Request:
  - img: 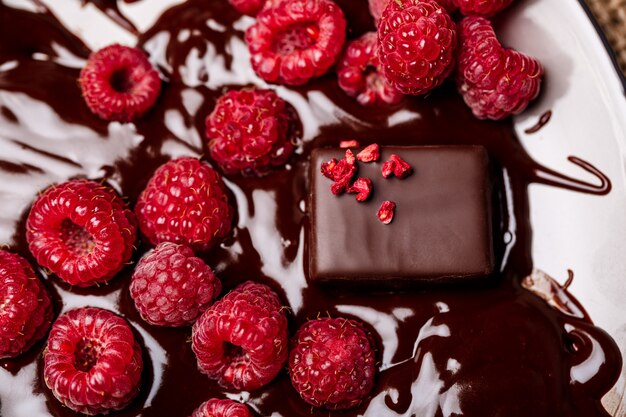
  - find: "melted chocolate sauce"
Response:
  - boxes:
[0,1,621,416]
[525,110,553,134]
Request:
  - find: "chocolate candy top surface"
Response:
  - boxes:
[310,145,495,283]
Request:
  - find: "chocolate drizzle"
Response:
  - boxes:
[525,109,553,134]
[0,1,622,417]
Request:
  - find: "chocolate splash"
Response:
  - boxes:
[0,1,621,417]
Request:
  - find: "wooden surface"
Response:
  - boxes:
[583,0,626,74]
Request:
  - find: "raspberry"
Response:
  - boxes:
[339,140,360,148]
[191,281,288,391]
[383,154,412,178]
[455,0,513,17]
[135,157,233,251]
[347,177,373,202]
[245,0,347,85]
[79,44,161,122]
[456,17,543,120]
[26,179,137,287]
[0,251,53,359]
[378,200,396,224]
[337,32,403,106]
[289,317,376,410]
[378,0,457,95]
[228,0,266,16]
[205,89,297,176]
[190,399,252,417]
[356,144,380,163]
[129,242,221,327]
[369,0,456,22]
[330,157,357,195]
[321,158,338,179]
[43,307,143,415]
[345,149,356,165]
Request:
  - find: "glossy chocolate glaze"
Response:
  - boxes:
[0,1,622,416]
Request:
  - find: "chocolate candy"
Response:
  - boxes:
[309,145,495,284]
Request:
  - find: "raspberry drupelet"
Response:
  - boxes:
[26,179,137,287]
[134,157,233,252]
[79,44,161,122]
[0,250,53,359]
[455,0,514,17]
[190,398,252,417]
[130,242,222,327]
[245,0,347,85]
[228,0,266,16]
[205,89,297,176]
[289,317,377,410]
[456,16,543,120]
[369,0,456,22]
[378,0,457,95]
[337,32,403,106]
[191,281,289,391]
[43,307,143,415]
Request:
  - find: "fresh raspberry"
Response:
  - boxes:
[0,251,53,359]
[135,157,233,252]
[129,242,221,327]
[205,89,297,176]
[191,281,288,391]
[228,0,266,16]
[190,399,252,417]
[79,44,161,122]
[378,200,396,224]
[357,144,380,162]
[43,307,143,415]
[289,317,376,410]
[245,0,347,85]
[454,0,513,17]
[378,0,457,95]
[337,32,403,106]
[382,154,412,178]
[26,179,136,287]
[347,177,373,202]
[456,17,543,120]
[369,0,456,23]
[339,139,360,148]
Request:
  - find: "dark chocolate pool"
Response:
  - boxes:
[0,1,621,416]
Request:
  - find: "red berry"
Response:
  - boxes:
[369,0,456,22]
[356,144,380,163]
[337,32,403,106]
[339,139,360,148]
[381,160,395,178]
[43,307,143,415]
[378,200,396,224]
[205,89,296,176]
[378,0,457,95]
[390,154,412,178]
[129,242,221,327]
[321,158,338,179]
[245,0,347,85]
[26,179,137,287]
[79,44,161,122]
[455,0,513,17]
[330,157,357,195]
[456,17,543,120]
[345,149,356,165]
[347,177,373,202]
[135,157,233,251]
[190,399,252,417]
[289,317,376,410]
[0,250,53,359]
[191,281,288,391]
[228,0,266,15]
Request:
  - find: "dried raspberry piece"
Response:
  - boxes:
[348,177,373,202]
[390,154,412,178]
[245,0,347,85]
[191,281,289,390]
[289,317,376,410]
[228,0,266,15]
[456,17,543,120]
[191,399,252,417]
[0,250,53,359]
[129,242,222,327]
[26,179,137,287]
[378,200,396,224]
[345,149,356,165]
[356,144,380,163]
[378,0,457,95]
[79,44,161,122]
[381,160,395,178]
[135,157,233,251]
[455,0,513,17]
[321,158,338,179]
[339,140,360,148]
[330,158,357,195]
[43,307,143,415]
[205,88,297,176]
[337,32,403,106]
